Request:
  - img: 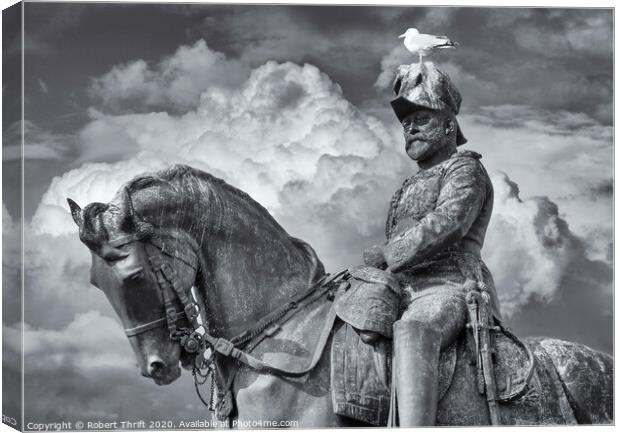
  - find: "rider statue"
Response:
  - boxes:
[363,62,503,426]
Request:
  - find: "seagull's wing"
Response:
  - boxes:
[402,32,459,55]
[421,33,459,50]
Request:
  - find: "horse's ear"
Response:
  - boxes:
[67,198,83,229]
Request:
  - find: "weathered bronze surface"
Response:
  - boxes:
[363,61,506,426]
[68,163,612,427]
[358,61,612,427]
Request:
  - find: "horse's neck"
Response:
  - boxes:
[194,188,323,338]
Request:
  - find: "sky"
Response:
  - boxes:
[1,1,614,426]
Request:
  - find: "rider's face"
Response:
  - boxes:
[401,108,456,166]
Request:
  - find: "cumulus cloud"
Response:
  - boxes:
[485,172,578,316]
[36,60,408,242]
[461,105,613,265]
[89,39,249,112]
[1,206,112,330]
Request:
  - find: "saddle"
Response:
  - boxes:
[329,266,536,426]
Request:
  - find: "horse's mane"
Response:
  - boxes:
[124,164,285,233]
[124,165,324,278]
[84,164,325,285]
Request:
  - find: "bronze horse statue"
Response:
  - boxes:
[67,164,613,427]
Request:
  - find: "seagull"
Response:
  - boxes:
[398,28,459,63]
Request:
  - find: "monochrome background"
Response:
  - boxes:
[2,3,613,424]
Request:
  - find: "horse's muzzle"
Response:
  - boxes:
[143,354,181,385]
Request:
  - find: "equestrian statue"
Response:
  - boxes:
[67,61,613,427]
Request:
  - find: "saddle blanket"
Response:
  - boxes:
[329,320,576,426]
[329,320,456,426]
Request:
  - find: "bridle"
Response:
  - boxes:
[106,219,345,419]
[109,223,221,409]
[108,225,209,357]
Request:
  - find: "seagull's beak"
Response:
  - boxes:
[398,33,406,38]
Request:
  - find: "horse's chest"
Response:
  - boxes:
[232,300,334,426]
[392,170,442,227]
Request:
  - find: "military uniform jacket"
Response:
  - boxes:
[385,150,501,317]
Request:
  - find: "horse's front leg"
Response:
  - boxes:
[234,368,347,428]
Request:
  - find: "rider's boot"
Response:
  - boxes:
[393,319,442,427]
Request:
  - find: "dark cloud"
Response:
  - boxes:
[3,120,73,161]
[588,179,613,198]
[482,173,613,354]
[375,8,613,124]
[3,2,22,130]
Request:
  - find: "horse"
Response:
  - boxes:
[67,164,613,427]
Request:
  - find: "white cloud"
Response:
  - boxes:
[461,105,613,262]
[485,172,579,316]
[89,39,249,112]
[16,311,132,371]
[3,200,112,329]
[36,60,407,240]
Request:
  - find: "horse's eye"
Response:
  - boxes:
[105,254,127,264]
[101,245,130,263]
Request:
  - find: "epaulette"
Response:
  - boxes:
[455,150,482,160]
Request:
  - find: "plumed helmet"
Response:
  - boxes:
[390,62,467,145]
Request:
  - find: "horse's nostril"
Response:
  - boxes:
[147,357,166,377]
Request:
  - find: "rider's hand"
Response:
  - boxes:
[363,244,388,270]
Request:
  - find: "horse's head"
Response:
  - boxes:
[67,187,201,385]
[67,165,326,391]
